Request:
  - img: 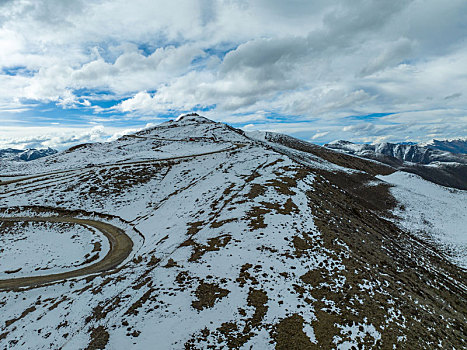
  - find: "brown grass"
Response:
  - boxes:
[191,281,230,311]
[85,325,109,350]
[272,314,314,350]
[181,235,232,262]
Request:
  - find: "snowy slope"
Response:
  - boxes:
[0,114,465,349]
[0,221,109,279]
[378,171,467,269]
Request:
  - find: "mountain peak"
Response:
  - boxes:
[327,139,353,145]
[175,113,213,124]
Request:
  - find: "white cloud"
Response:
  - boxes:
[0,124,150,150]
[311,131,329,140]
[0,0,466,144]
[360,37,414,76]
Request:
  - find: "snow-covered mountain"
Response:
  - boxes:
[326,140,467,164]
[0,114,465,349]
[326,140,467,190]
[0,147,57,162]
[425,139,467,154]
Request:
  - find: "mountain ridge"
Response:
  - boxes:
[0,115,465,349]
[425,138,467,154]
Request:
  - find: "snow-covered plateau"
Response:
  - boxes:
[0,114,465,349]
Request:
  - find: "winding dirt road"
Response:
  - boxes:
[0,141,246,290]
[0,217,133,290]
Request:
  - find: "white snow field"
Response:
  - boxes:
[378,171,467,269]
[0,221,109,279]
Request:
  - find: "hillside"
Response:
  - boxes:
[0,114,465,349]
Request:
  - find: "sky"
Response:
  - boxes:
[0,0,466,150]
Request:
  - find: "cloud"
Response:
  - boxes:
[311,131,329,140]
[0,124,152,150]
[360,38,413,76]
[0,125,103,149]
[0,0,466,145]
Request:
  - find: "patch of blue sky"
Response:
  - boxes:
[204,44,238,59]
[399,58,417,65]
[191,43,239,66]
[136,39,179,56]
[26,103,98,125]
[265,113,314,124]
[91,98,127,110]
[190,55,210,68]
[73,88,116,98]
[193,104,216,113]
[1,66,36,77]
[345,112,394,121]
[60,89,126,111]
[137,42,159,56]
[2,101,128,128]
[227,111,314,127]
[85,115,157,128]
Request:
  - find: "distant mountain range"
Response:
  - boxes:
[425,139,467,154]
[326,139,467,164]
[325,139,467,190]
[0,147,57,162]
